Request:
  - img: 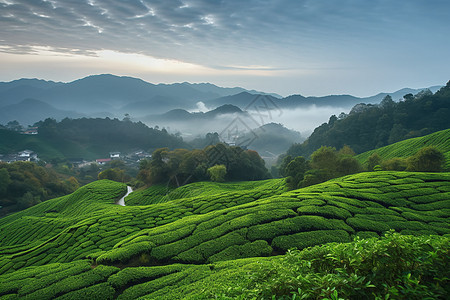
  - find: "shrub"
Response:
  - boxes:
[108,265,187,289]
[346,217,390,233]
[53,282,115,300]
[382,158,407,171]
[407,146,445,172]
[208,240,273,262]
[250,233,450,300]
[271,230,350,251]
[207,165,227,182]
[297,205,352,220]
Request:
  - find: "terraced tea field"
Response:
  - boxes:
[356,128,450,169]
[0,171,449,299]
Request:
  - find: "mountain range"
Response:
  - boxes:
[0,74,442,126]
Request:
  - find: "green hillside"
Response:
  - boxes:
[124,179,287,206]
[0,129,64,159]
[0,172,449,299]
[355,128,450,169]
[0,117,186,161]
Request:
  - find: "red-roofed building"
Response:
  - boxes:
[96,158,112,165]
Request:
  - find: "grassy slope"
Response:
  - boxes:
[0,172,449,299]
[0,179,287,272]
[125,179,287,206]
[1,234,448,300]
[0,129,65,159]
[355,128,450,169]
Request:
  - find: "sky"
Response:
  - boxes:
[0,0,449,97]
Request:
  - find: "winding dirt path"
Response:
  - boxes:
[117,186,133,206]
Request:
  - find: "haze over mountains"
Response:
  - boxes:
[0,74,441,134]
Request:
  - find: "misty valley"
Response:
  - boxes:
[0,76,449,299]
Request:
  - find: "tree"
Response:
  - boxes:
[6,120,23,132]
[311,146,338,174]
[403,93,414,101]
[336,145,362,175]
[207,165,227,182]
[367,153,382,171]
[381,158,407,171]
[380,95,394,108]
[98,168,127,182]
[17,192,40,210]
[283,156,309,189]
[406,146,445,172]
[388,124,408,144]
[337,156,362,175]
[278,155,293,177]
[0,168,10,196]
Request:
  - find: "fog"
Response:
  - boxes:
[254,105,349,137]
[142,104,349,143]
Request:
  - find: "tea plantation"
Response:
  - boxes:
[0,171,449,299]
[356,128,450,169]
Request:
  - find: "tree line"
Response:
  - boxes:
[278,145,446,190]
[285,81,450,158]
[0,161,79,216]
[136,143,270,187]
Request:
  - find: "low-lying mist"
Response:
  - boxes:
[143,104,349,141]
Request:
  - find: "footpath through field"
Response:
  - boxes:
[117,186,133,206]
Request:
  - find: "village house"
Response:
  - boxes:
[0,150,39,163]
[22,127,38,135]
[110,152,121,159]
[96,158,112,165]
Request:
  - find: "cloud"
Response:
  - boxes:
[0,0,449,96]
[3,0,445,67]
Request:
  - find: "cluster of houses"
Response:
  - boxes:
[0,150,39,163]
[22,127,38,135]
[95,151,151,165]
[0,149,151,167]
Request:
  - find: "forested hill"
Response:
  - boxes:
[1,118,186,160]
[286,81,450,158]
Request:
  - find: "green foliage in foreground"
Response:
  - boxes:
[356,128,450,170]
[0,171,449,299]
[0,233,447,299]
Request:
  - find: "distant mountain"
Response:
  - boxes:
[0,79,63,107]
[279,94,360,109]
[206,87,443,111]
[0,78,61,93]
[0,75,278,117]
[205,92,281,109]
[0,98,83,126]
[188,82,282,98]
[362,86,442,103]
[206,104,243,116]
[238,122,304,158]
[0,74,442,127]
[144,104,245,123]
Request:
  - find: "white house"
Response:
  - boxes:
[110,152,121,159]
[18,150,34,158]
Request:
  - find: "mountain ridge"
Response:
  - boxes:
[0,74,443,127]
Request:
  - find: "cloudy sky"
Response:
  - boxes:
[1,0,449,96]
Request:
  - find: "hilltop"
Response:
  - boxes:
[356,128,450,170]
